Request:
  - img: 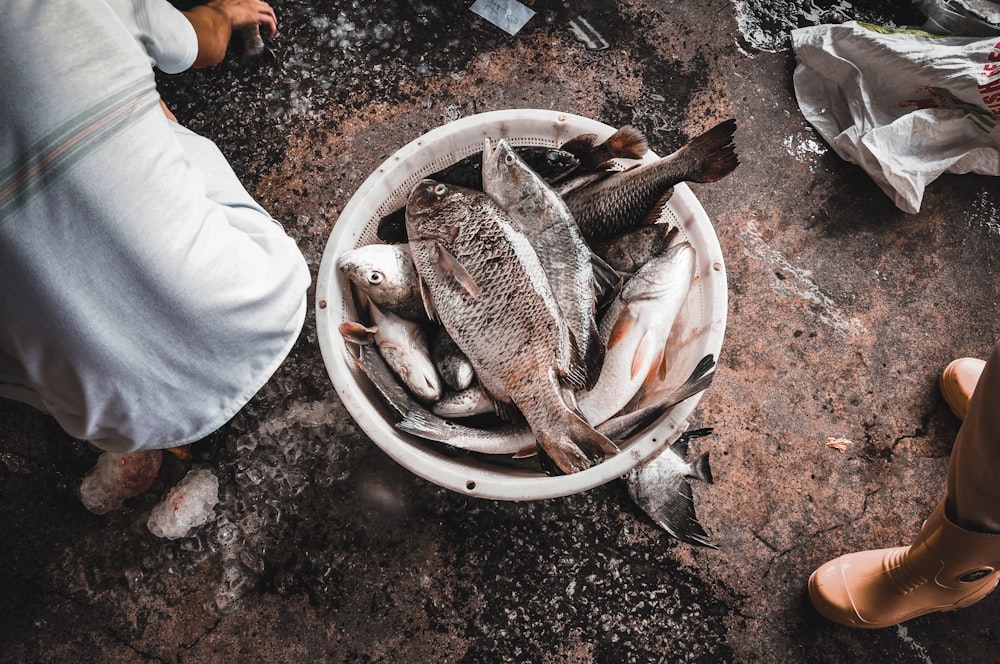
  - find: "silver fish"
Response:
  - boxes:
[348,340,538,456]
[564,119,738,241]
[337,244,426,321]
[432,384,495,418]
[482,138,605,388]
[367,303,442,403]
[431,327,475,391]
[578,242,696,426]
[405,179,618,474]
[626,428,715,548]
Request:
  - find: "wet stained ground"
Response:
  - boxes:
[4,0,1000,662]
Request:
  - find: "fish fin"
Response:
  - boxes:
[601,125,648,161]
[492,399,520,422]
[630,329,661,380]
[537,412,618,474]
[432,242,482,299]
[534,434,590,475]
[418,276,438,321]
[567,126,649,171]
[338,321,377,346]
[689,452,713,484]
[649,478,717,549]
[558,362,589,392]
[662,355,716,406]
[671,428,715,484]
[512,445,538,459]
[568,411,619,458]
[607,309,638,350]
[559,133,599,159]
[643,189,675,225]
[591,253,624,314]
[685,118,739,184]
[669,434,691,459]
[354,344,418,419]
[598,405,668,442]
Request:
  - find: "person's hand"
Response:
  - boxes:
[183,0,278,68]
[206,0,277,39]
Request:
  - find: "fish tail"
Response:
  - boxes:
[690,452,713,484]
[538,412,620,474]
[535,433,591,474]
[671,427,714,483]
[652,478,717,549]
[684,118,739,184]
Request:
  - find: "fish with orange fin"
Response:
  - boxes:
[558,124,649,174]
[578,241,696,426]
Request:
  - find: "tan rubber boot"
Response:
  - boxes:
[940,358,986,421]
[808,501,1000,628]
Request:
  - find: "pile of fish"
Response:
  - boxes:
[337,119,737,544]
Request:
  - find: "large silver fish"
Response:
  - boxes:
[563,119,738,241]
[578,242,696,426]
[626,428,715,548]
[482,138,605,389]
[404,179,618,474]
[337,244,426,321]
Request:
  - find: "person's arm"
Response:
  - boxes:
[182,0,277,69]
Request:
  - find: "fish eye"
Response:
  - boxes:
[367,271,384,284]
[504,153,516,165]
[433,183,447,195]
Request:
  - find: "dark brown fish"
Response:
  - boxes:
[592,224,680,275]
[563,119,738,241]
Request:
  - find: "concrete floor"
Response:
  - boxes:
[3,0,1000,661]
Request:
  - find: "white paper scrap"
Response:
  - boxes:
[471,0,536,36]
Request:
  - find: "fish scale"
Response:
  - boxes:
[565,119,738,241]
[405,179,617,474]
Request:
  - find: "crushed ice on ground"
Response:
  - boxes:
[79,450,162,515]
[147,468,220,539]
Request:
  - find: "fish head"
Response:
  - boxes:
[625,242,696,301]
[337,244,416,305]
[405,179,472,241]
[481,139,535,210]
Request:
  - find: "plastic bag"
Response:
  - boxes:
[791,21,1000,213]
[916,0,1000,37]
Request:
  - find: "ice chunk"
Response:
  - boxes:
[79,450,162,515]
[147,469,220,539]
